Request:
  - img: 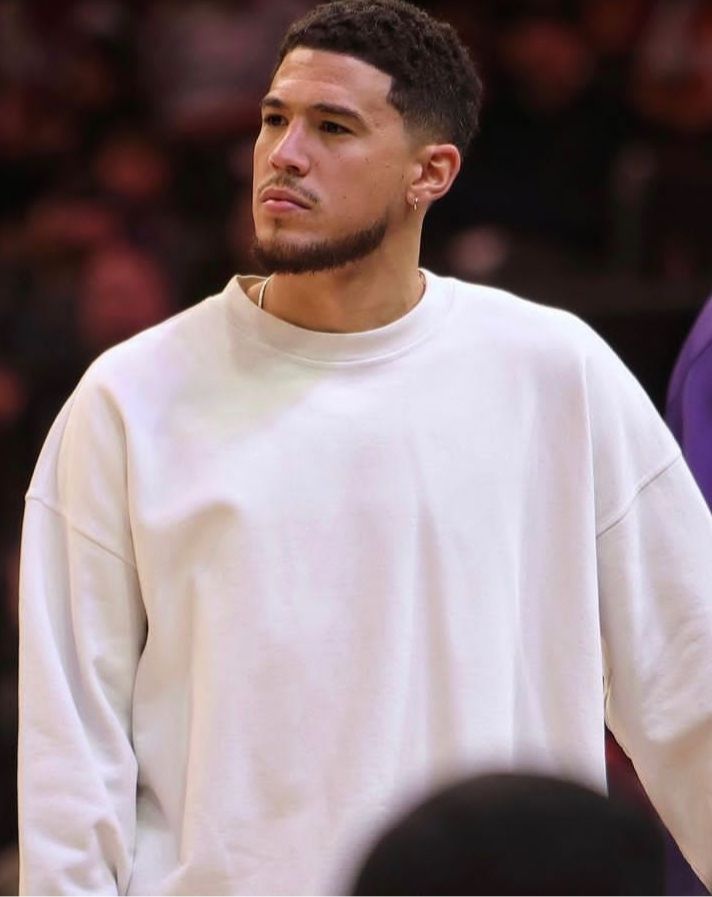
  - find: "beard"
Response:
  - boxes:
[251,214,389,275]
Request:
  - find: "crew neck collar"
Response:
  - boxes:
[224,269,451,365]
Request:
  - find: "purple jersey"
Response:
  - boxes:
[667,295,712,508]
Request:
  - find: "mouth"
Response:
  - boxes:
[260,188,312,213]
[262,199,308,214]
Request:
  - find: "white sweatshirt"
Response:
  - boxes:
[18,271,712,895]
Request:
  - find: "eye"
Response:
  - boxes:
[320,120,351,135]
[262,113,286,127]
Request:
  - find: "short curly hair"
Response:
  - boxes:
[276,0,483,157]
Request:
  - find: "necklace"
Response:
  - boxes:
[256,270,425,312]
[257,275,271,309]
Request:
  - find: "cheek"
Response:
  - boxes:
[366,151,406,189]
[335,155,404,206]
[360,164,405,216]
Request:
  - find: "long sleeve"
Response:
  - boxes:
[598,456,712,890]
[18,376,147,895]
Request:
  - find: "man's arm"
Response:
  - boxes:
[598,455,712,890]
[18,382,147,895]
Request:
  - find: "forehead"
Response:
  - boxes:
[269,47,399,124]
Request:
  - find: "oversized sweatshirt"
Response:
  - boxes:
[18,271,712,895]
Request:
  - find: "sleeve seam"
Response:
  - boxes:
[24,494,137,571]
[596,451,682,539]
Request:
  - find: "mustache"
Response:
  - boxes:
[259,177,319,206]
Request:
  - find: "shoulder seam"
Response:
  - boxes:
[596,451,682,539]
[24,495,137,570]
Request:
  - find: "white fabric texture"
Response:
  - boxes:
[18,271,712,894]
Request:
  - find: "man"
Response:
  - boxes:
[17,1,712,894]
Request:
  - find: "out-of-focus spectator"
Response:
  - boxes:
[138,0,312,141]
[631,0,712,135]
[3,236,175,491]
[581,0,652,69]
[625,0,712,281]
[0,194,120,409]
[350,772,665,895]
[0,365,30,521]
[88,126,210,304]
[93,127,172,209]
[21,194,118,262]
[0,2,44,84]
[0,367,27,434]
[499,14,596,112]
[58,37,141,149]
[430,10,629,273]
[0,82,81,221]
[76,241,175,356]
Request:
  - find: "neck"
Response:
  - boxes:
[251,246,425,333]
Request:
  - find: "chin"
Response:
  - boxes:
[253,213,389,274]
[256,234,308,257]
[255,217,311,240]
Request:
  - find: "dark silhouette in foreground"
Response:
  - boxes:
[351,772,665,896]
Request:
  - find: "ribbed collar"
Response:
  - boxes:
[224,269,451,365]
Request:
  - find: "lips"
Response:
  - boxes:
[260,187,311,209]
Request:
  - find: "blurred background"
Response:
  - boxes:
[1,0,710,892]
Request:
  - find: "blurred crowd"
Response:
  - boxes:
[1,0,711,886]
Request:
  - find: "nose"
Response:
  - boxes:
[268,122,310,176]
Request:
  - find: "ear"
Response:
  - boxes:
[409,143,461,209]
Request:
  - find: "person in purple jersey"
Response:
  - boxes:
[665,296,712,896]
[667,295,712,507]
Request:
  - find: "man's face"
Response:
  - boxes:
[252,48,416,274]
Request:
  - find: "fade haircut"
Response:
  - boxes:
[276,0,483,157]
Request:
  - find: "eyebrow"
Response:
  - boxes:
[261,95,369,129]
